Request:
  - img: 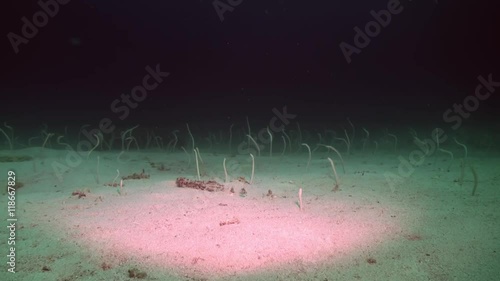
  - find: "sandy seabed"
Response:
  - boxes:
[0,147,499,281]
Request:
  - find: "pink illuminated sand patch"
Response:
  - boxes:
[41,183,401,277]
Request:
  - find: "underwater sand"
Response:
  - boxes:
[0,145,499,281]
